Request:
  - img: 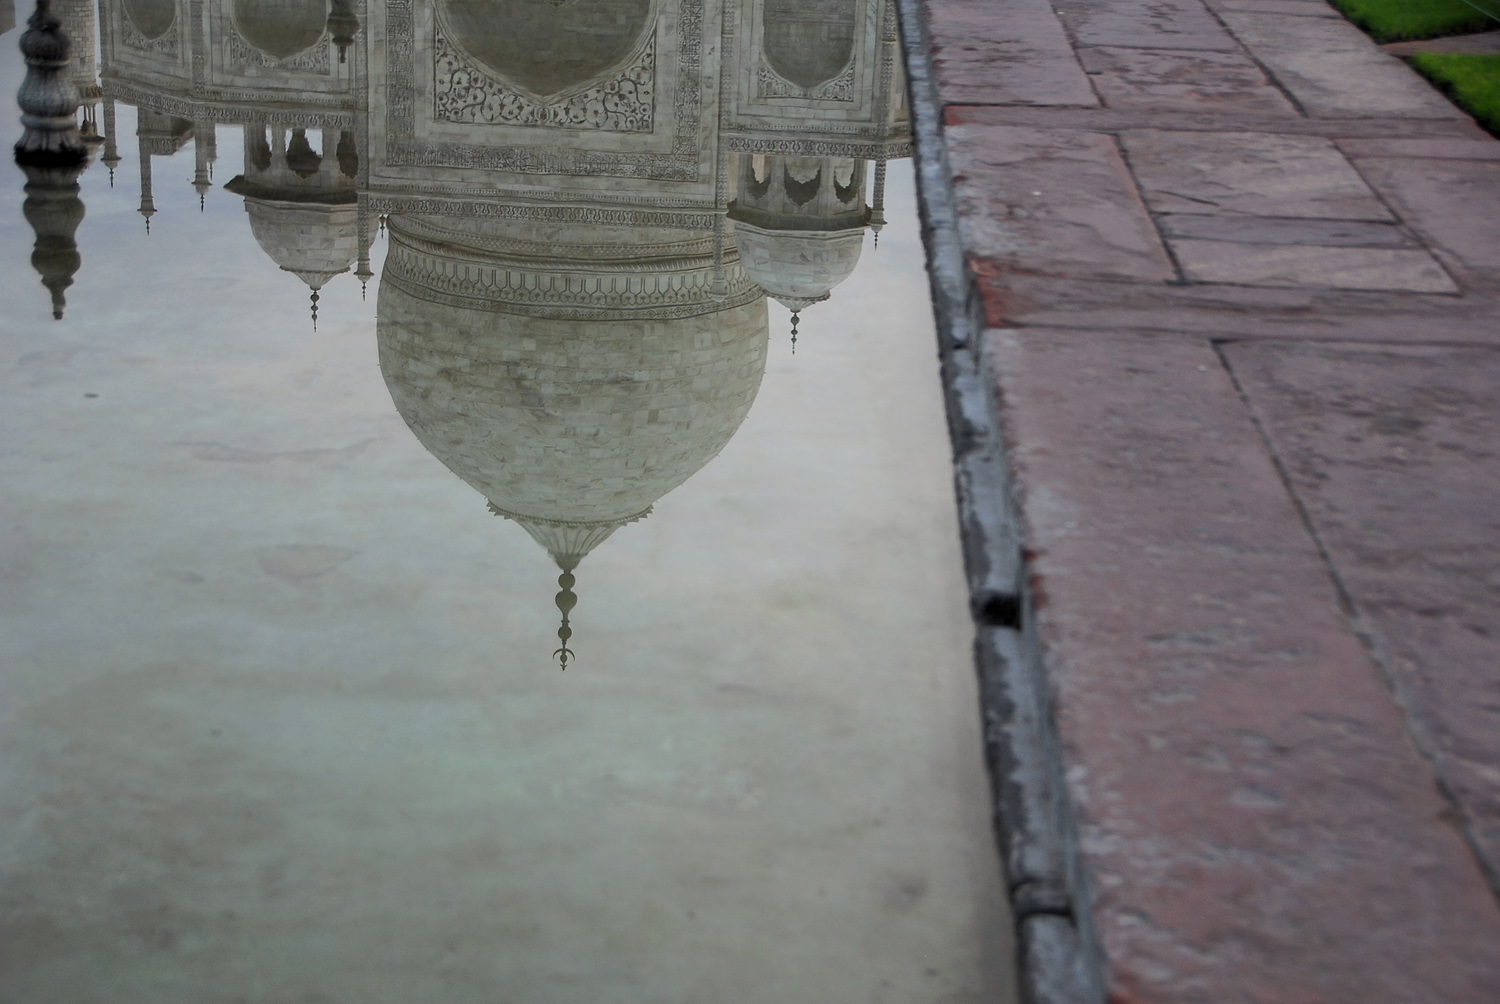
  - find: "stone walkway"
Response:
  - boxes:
[898,0,1500,1001]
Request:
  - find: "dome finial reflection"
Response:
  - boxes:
[554,568,578,671]
[790,311,799,354]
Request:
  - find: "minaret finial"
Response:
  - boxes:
[554,569,578,670]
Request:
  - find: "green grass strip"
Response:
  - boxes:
[1326,0,1496,42]
[1409,53,1500,133]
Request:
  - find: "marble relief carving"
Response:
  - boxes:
[387,0,705,180]
[756,61,854,101]
[434,30,655,132]
[121,15,179,55]
[224,26,331,73]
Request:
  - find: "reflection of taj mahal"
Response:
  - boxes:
[25,0,910,664]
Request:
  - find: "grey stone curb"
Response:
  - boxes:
[890,3,1107,1002]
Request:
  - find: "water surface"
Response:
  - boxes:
[0,3,1011,1001]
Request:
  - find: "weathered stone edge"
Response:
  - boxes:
[891,3,1107,1002]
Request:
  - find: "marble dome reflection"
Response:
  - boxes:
[377,215,769,664]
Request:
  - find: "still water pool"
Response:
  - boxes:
[1,2,1011,1001]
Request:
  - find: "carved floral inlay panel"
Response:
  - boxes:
[433,29,656,132]
[757,60,855,102]
[224,25,332,73]
[121,16,179,56]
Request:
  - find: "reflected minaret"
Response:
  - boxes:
[134,111,190,232]
[136,129,153,230]
[15,0,91,320]
[100,95,119,184]
[192,119,214,210]
[870,156,888,248]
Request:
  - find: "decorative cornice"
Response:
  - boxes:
[366,196,718,231]
[722,134,912,158]
[382,236,764,320]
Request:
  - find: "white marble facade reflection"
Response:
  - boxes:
[40,0,910,658]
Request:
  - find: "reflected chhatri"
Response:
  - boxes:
[21,0,911,666]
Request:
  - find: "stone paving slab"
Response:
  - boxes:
[1350,156,1500,289]
[1169,239,1457,291]
[1215,10,1469,118]
[1155,213,1421,247]
[944,102,1489,137]
[972,274,1500,342]
[1052,0,1240,51]
[1119,130,1394,220]
[1075,47,1296,114]
[927,0,1097,107]
[989,328,1500,1003]
[1223,341,1500,891]
[1335,136,1500,160]
[946,124,1174,282]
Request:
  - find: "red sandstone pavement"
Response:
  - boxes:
[919,0,1500,999]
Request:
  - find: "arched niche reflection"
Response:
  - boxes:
[231,0,329,61]
[437,0,654,101]
[122,0,175,40]
[763,0,857,90]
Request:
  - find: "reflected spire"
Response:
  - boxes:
[15,0,90,320]
[870,157,888,249]
[310,289,319,330]
[326,0,359,65]
[554,568,578,671]
[192,120,212,211]
[355,197,373,299]
[20,164,86,319]
[790,311,799,354]
[100,95,118,185]
[137,131,154,232]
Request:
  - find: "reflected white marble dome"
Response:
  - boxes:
[377,216,769,569]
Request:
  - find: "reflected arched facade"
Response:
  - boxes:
[41,0,911,663]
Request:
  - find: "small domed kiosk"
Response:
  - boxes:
[226,125,366,325]
[729,154,870,349]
